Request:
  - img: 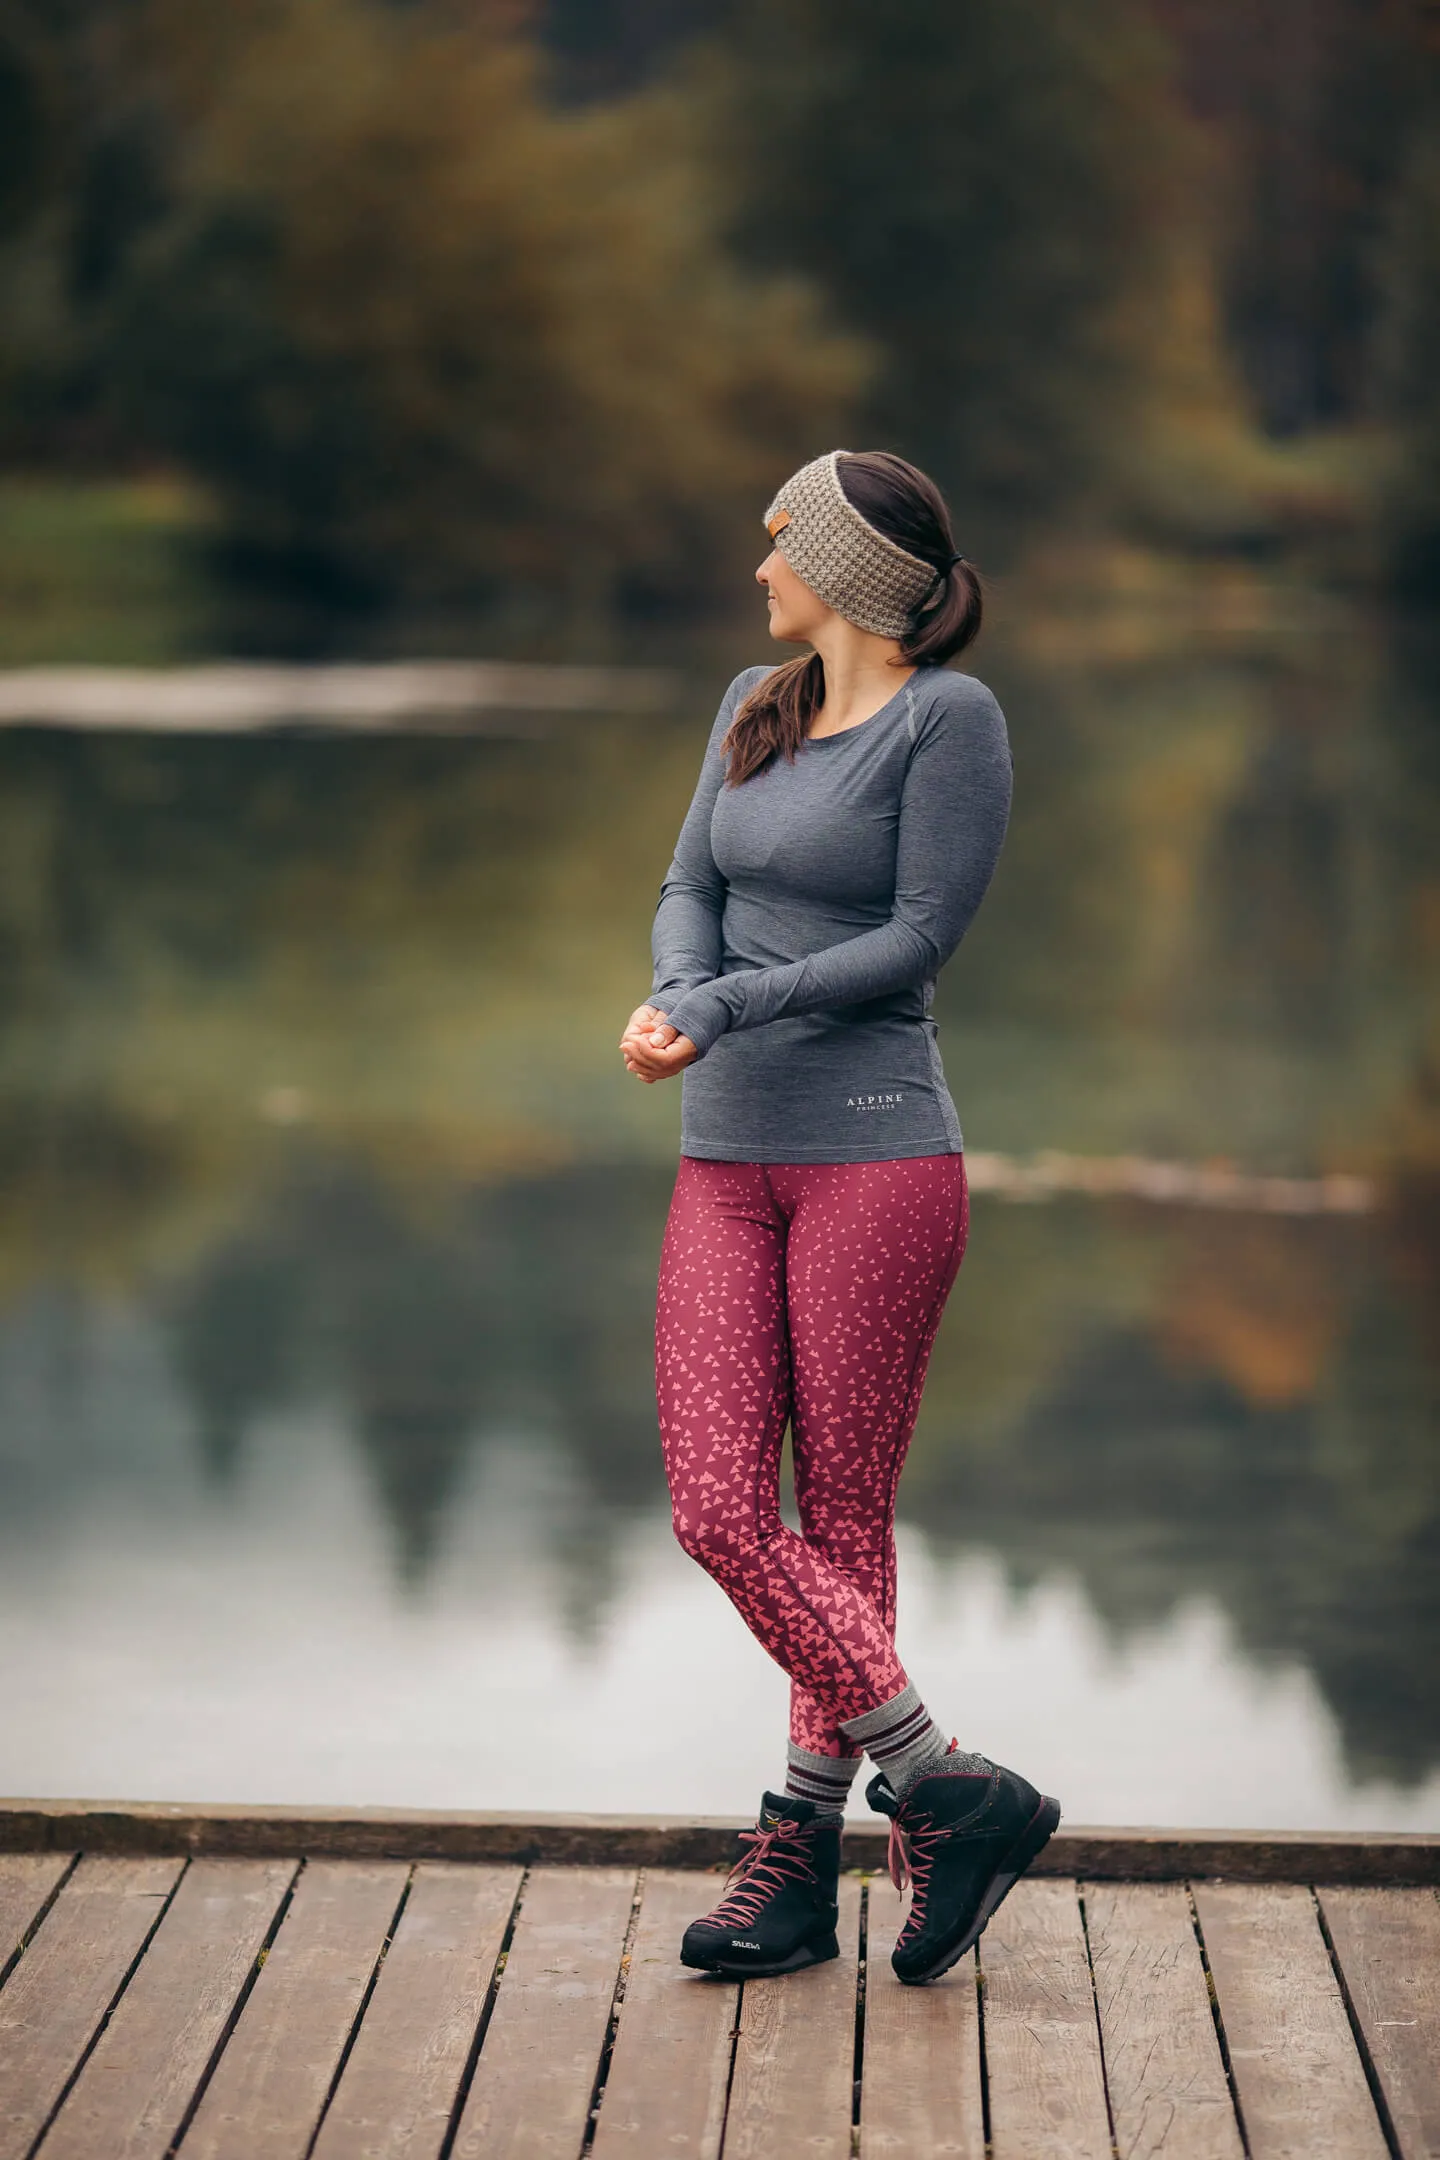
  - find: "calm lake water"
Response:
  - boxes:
[2,602,1436,1827]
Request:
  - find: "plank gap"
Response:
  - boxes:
[579,1872,646,2155]
[1311,1888,1404,2160]
[299,1864,416,2160]
[0,1855,81,1997]
[719,1974,745,2156]
[433,1866,529,2160]
[25,1857,190,2160]
[1185,1880,1252,2159]
[159,1859,304,2160]
[975,1936,992,2155]
[1074,1884,1120,2160]
[851,1879,869,2142]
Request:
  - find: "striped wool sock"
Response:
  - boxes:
[841,1682,988,1799]
[784,1742,863,1821]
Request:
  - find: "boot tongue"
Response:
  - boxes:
[759,1790,815,1829]
[864,1771,900,1819]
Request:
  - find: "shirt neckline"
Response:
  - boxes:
[802,670,916,745]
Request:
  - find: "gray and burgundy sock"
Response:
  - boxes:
[841,1682,988,1799]
[783,1742,863,1821]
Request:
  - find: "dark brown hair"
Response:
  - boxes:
[722,450,983,786]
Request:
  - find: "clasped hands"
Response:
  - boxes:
[620,1003,699,1083]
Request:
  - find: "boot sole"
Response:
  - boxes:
[897,1793,1062,1987]
[680,1930,840,1979]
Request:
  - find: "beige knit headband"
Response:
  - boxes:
[762,450,942,639]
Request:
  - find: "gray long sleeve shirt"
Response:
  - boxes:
[649,662,1013,1163]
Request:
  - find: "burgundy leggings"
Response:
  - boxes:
[655,1153,968,1757]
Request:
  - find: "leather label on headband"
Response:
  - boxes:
[766,508,792,538]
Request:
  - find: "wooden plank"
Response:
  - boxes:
[981,1877,1113,2160]
[1318,1885,1440,2160]
[1085,1880,1244,2160]
[179,1859,409,2160]
[590,1871,737,2159]
[450,1866,636,2160]
[0,1853,74,1979]
[1192,1880,1389,2160]
[861,1877,984,2159]
[312,1863,521,2160]
[4,1802,1438,1882]
[723,1875,862,2160]
[0,1854,183,2160]
[40,1860,296,2160]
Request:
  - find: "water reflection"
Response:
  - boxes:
[165,1158,667,1599]
[0,608,1436,1822]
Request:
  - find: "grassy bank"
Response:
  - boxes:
[0,479,220,667]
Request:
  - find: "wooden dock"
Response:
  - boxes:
[1,1803,1436,2159]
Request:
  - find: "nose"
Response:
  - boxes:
[756,550,777,585]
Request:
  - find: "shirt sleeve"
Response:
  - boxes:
[662,679,1012,1057]
[646,673,753,1011]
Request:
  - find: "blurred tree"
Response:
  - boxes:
[0,0,186,468]
[1156,0,1439,438]
[0,10,51,241]
[5,0,1437,617]
[3,0,862,638]
[1373,133,1440,600]
[700,0,1185,549]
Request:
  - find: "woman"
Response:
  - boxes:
[619,449,1059,1987]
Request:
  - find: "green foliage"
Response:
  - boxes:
[93,0,862,631]
[701,0,1182,548]
[0,477,216,663]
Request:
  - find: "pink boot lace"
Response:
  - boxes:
[887,1808,944,1941]
[887,1739,969,1929]
[703,1815,819,1930]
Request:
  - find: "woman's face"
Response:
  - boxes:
[757,548,832,645]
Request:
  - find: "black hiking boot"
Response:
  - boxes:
[679,1792,841,1977]
[866,1755,1061,1985]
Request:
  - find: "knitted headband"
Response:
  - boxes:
[762,450,951,639]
